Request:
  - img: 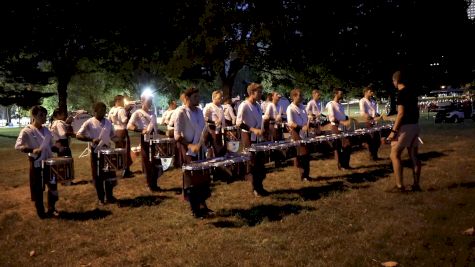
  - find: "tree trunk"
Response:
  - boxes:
[57,73,71,114]
[220,59,243,98]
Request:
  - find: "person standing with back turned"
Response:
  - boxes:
[386,69,422,192]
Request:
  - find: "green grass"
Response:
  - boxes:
[0,118,474,266]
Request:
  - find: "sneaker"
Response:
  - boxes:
[385,186,406,193]
[253,189,270,197]
[46,209,60,218]
[97,200,106,207]
[410,184,422,192]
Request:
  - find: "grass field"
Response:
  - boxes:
[0,117,474,266]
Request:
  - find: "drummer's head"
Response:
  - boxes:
[114,95,124,107]
[363,86,374,98]
[312,89,321,100]
[93,102,107,120]
[290,88,303,104]
[184,87,200,107]
[52,108,67,121]
[333,87,345,101]
[141,95,153,110]
[272,91,281,103]
[247,83,263,103]
[30,105,47,125]
[212,90,223,105]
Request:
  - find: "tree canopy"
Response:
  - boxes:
[1,0,474,111]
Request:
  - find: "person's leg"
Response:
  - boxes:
[32,167,46,218]
[46,182,59,214]
[408,145,421,189]
[390,144,404,188]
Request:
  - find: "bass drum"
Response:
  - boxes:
[70,110,92,134]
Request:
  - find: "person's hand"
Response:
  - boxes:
[302,125,309,132]
[142,129,150,135]
[92,138,100,145]
[188,143,201,153]
[251,128,262,136]
[387,132,396,141]
[33,148,42,154]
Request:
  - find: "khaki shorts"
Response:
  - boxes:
[391,124,420,150]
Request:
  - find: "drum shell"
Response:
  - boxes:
[248,146,272,164]
[183,163,212,188]
[151,138,175,158]
[211,156,251,182]
[99,148,126,172]
[42,157,74,182]
[271,143,298,161]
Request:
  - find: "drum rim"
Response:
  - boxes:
[151,137,175,143]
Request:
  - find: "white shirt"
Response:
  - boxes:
[203,102,225,129]
[222,103,236,124]
[174,107,205,156]
[287,103,308,139]
[108,106,128,130]
[263,102,282,121]
[326,101,347,125]
[306,99,323,117]
[359,97,377,118]
[236,100,263,141]
[77,117,115,152]
[50,119,69,142]
[127,109,156,141]
[260,101,270,115]
[161,108,175,125]
[168,106,184,130]
[15,125,54,167]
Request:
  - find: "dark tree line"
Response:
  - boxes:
[1,0,474,112]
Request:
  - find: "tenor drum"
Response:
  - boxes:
[70,111,92,134]
[99,148,126,173]
[150,138,175,158]
[42,157,74,183]
[182,161,212,188]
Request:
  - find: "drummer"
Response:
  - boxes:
[77,102,119,205]
[15,105,60,218]
[203,90,226,157]
[263,91,284,142]
[287,88,312,181]
[359,86,381,160]
[108,95,134,178]
[326,88,352,170]
[50,107,74,157]
[236,82,268,197]
[168,93,186,167]
[127,92,164,192]
[305,89,325,136]
[222,97,236,126]
[174,87,214,218]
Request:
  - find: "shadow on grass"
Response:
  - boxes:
[212,204,314,228]
[427,181,475,192]
[0,134,17,139]
[271,181,347,201]
[59,208,112,221]
[117,195,170,208]
[417,150,451,162]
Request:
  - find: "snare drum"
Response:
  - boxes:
[182,161,212,188]
[248,143,273,164]
[42,157,74,184]
[223,126,240,141]
[150,138,175,158]
[271,141,298,161]
[98,148,126,173]
[210,155,251,182]
[70,111,92,134]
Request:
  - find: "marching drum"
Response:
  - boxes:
[270,141,298,161]
[150,138,175,158]
[248,142,273,164]
[182,161,212,188]
[98,148,126,174]
[224,126,240,153]
[209,154,251,182]
[42,157,74,184]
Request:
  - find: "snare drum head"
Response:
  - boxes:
[227,141,240,153]
[100,148,126,154]
[43,157,73,165]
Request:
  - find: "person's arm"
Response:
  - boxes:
[387,105,404,141]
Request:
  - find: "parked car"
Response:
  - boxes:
[433,102,465,123]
